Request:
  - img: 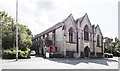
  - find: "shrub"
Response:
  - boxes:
[104,53,113,58]
[113,51,120,57]
[49,53,64,58]
[2,49,31,59]
[2,50,16,59]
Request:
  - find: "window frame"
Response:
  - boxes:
[69,27,73,43]
[84,25,89,41]
[97,35,100,47]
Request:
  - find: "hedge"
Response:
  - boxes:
[104,53,113,58]
[112,51,120,57]
[49,53,64,58]
[2,49,30,59]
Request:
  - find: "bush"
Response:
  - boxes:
[49,53,64,58]
[2,50,15,59]
[104,53,113,58]
[2,49,31,59]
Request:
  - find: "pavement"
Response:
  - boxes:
[118,57,120,71]
[0,56,119,69]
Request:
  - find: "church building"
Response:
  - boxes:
[32,13,104,58]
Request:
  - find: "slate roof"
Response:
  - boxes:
[32,22,62,40]
[32,14,84,40]
[95,24,103,35]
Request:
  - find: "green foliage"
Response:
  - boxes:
[1,11,32,50]
[104,37,120,57]
[113,41,120,56]
[1,11,32,59]
[31,38,43,50]
[104,37,113,53]
[49,53,64,58]
[2,49,30,59]
[104,53,113,58]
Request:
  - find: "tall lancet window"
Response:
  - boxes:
[69,27,73,43]
[97,35,100,47]
[84,25,89,41]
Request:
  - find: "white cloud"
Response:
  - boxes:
[0,0,16,18]
[0,0,119,38]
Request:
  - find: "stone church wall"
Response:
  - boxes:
[64,15,77,44]
[48,32,52,41]
[79,15,93,53]
[66,43,76,51]
[63,14,77,53]
[55,27,64,52]
[95,27,102,53]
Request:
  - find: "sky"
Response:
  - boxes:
[0,0,119,39]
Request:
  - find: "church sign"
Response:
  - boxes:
[50,46,57,52]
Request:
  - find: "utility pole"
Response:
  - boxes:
[16,0,18,61]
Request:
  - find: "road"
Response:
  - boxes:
[0,56,118,69]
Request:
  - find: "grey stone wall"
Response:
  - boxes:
[48,32,52,40]
[55,27,64,52]
[95,26,103,53]
[79,14,93,52]
[63,14,77,52]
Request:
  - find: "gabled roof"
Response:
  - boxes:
[95,24,102,35]
[32,14,75,40]
[62,13,75,23]
[80,13,92,27]
[75,13,92,28]
[75,16,83,23]
[32,13,94,40]
[32,22,62,40]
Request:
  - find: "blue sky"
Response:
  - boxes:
[0,0,119,39]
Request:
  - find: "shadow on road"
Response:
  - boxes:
[47,58,118,66]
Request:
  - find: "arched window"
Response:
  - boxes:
[84,25,89,41]
[69,27,73,42]
[97,35,100,47]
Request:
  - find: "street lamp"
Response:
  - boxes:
[16,0,18,61]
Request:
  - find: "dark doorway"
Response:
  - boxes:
[41,47,44,56]
[84,46,90,57]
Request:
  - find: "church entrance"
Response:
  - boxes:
[84,46,90,57]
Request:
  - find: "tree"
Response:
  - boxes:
[1,11,32,51]
[0,11,15,49]
[114,41,120,56]
[104,37,120,57]
[104,37,113,53]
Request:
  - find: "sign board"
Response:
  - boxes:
[46,52,49,58]
[50,46,57,52]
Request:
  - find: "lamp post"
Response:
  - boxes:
[16,0,18,61]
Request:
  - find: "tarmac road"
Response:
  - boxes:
[0,56,118,69]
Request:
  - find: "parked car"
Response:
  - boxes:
[30,50,36,56]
